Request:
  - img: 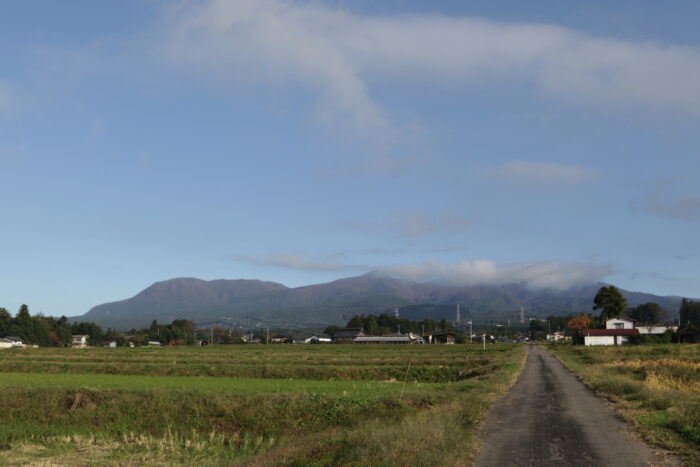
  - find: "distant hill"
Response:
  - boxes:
[74,273,689,330]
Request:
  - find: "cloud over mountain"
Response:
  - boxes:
[377,259,611,290]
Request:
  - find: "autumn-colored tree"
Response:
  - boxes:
[567,315,590,332]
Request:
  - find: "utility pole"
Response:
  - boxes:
[266,327,269,345]
[469,321,472,343]
[482,333,486,350]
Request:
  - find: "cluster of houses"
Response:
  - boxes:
[1,329,459,348]
[583,317,678,346]
[303,328,458,344]
[0,335,120,349]
[3,319,678,348]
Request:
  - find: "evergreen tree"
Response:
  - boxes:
[366,315,380,335]
[593,286,627,321]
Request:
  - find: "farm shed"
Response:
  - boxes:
[332,328,366,343]
[303,334,331,344]
[637,325,678,334]
[425,332,455,344]
[584,329,639,346]
[353,333,423,344]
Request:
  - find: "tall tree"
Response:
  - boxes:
[0,308,11,335]
[628,302,662,324]
[15,304,34,343]
[366,315,380,335]
[593,286,627,321]
[680,299,700,325]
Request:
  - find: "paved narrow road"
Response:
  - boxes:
[474,344,679,466]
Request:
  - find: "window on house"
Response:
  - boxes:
[614,323,623,329]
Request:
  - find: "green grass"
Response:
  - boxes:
[546,343,700,465]
[0,372,422,396]
[0,344,526,465]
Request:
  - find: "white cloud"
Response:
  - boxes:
[483,160,598,186]
[377,259,610,289]
[234,253,362,272]
[156,0,700,143]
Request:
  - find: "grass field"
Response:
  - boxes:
[546,343,700,465]
[0,343,525,465]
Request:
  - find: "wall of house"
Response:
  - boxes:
[636,326,676,334]
[585,335,614,346]
[585,335,632,346]
[605,318,634,329]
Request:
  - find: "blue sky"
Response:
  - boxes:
[1,0,699,317]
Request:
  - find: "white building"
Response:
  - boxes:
[546,331,569,342]
[0,337,24,349]
[71,335,88,348]
[1,336,25,348]
[637,325,678,334]
[585,316,677,346]
[605,317,635,329]
[584,329,638,346]
[303,334,332,344]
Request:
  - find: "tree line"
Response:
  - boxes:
[328,313,453,337]
[0,304,107,346]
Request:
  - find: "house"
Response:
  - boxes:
[0,336,25,348]
[605,317,635,330]
[332,328,366,343]
[424,332,455,344]
[546,331,570,342]
[102,341,117,348]
[353,333,423,344]
[0,338,18,349]
[303,334,332,344]
[71,335,88,348]
[270,334,293,344]
[585,316,680,346]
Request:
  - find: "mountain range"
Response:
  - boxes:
[72,273,689,330]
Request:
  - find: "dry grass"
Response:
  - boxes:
[0,344,526,466]
[547,343,700,465]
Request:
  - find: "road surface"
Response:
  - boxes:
[474,344,679,466]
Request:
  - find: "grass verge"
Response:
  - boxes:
[545,343,699,466]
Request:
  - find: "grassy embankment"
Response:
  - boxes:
[0,344,525,465]
[546,343,699,465]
